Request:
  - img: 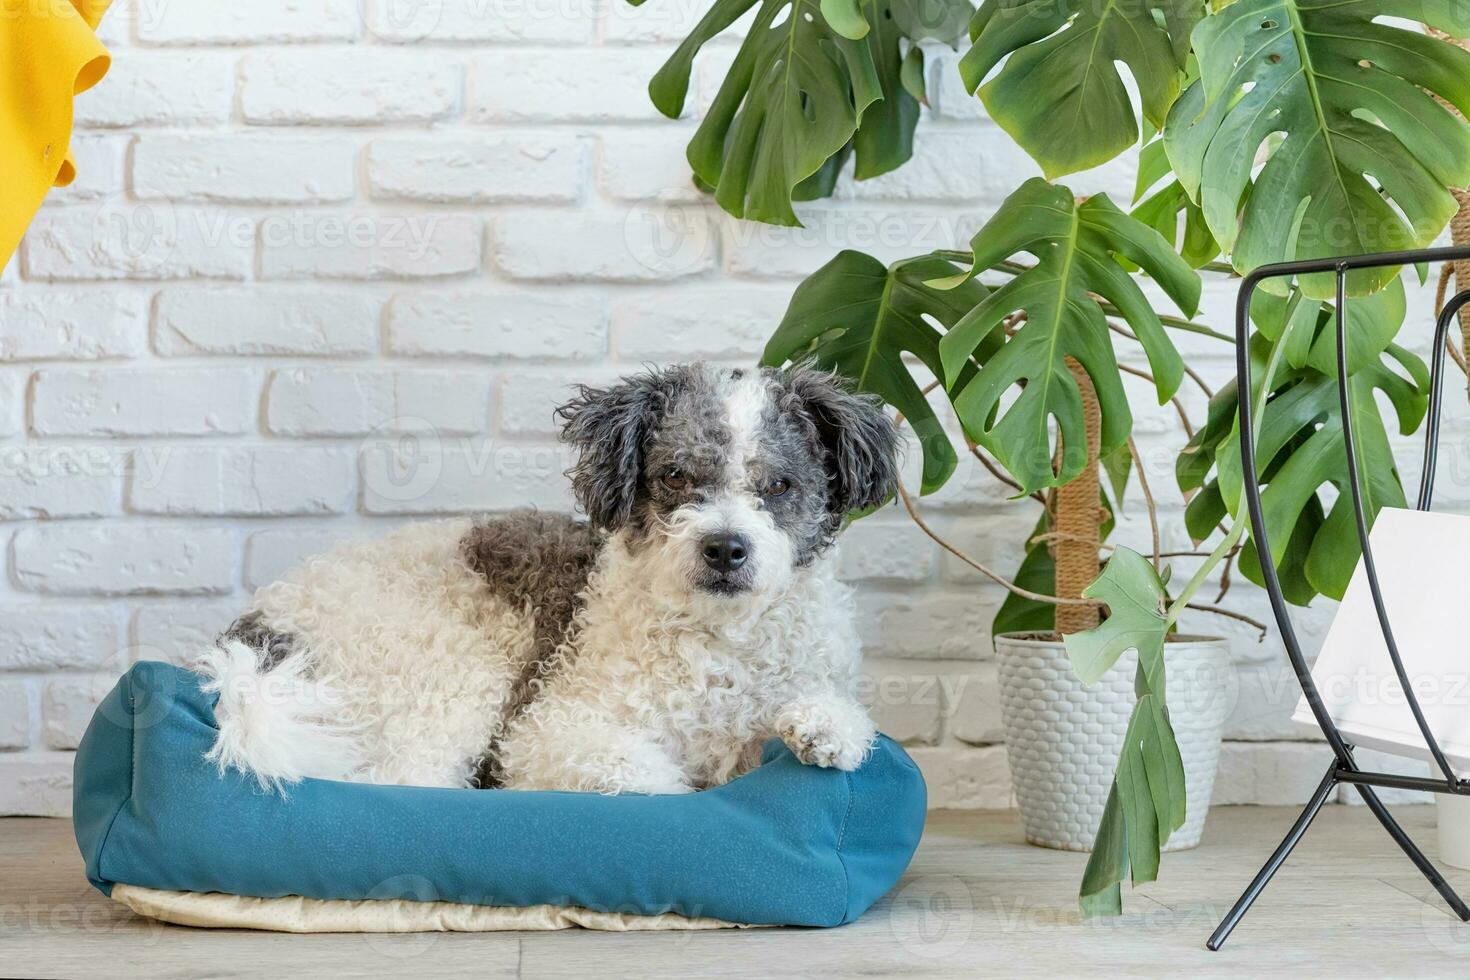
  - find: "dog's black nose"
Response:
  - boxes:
[701,533,749,573]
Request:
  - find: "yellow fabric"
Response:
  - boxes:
[110,884,756,934]
[0,0,111,270]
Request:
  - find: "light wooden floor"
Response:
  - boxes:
[4,806,1470,978]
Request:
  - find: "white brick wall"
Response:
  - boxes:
[0,10,1448,816]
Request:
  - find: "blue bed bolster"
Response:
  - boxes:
[73,662,927,927]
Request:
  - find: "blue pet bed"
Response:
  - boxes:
[72,662,927,930]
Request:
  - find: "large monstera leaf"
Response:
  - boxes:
[1178,303,1428,604]
[763,249,990,493]
[1165,0,1470,299]
[960,0,1203,178]
[936,179,1201,494]
[645,0,963,225]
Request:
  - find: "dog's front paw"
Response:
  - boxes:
[777,701,876,771]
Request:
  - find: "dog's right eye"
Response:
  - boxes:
[661,467,690,491]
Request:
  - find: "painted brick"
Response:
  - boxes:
[0,371,21,437]
[470,50,674,123]
[0,448,121,518]
[133,135,357,204]
[245,527,366,589]
[837,128,1010,202]
[946,664,1005,745]
[0,754,72,815]
[43,134,127,204]
[0,290,146,360]
[138,0,362,43]
[609,286,789,360]
[0,606,123,672]
[857,591,1004,661]
[130,447,356,516]
[153,287,381,356]
[838,522,936,584]
[240,51,459,124]
[31,368,255,436]
[366,0,595,42]
[388,290,605,360]
[367,135,584,204]
[597,127,704,203]
[0,683,30,750]
[132,601,244,664]
[41,679,101,750]
[72,53,234,128]
[931,510,1041,586]
[13,526,236,596]
[1213,742,1334,806]
[495,209,715,282]
[719,205,980,279]
[604,0,752,42]
[22,205,254,281]
[266,367,490,436]
[497,366,622,438]
[907,745,1013,809]
[259,212,483,280]
[858,664,944,746]
[360,441,574,514]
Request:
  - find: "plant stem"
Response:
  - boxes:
[1095,302,1235,343]
[1162,302,1297,631]
[1127,436,1162,571]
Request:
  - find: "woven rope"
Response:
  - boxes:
[1053,357,1101,635]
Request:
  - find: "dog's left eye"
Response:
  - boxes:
[763,478,790,497]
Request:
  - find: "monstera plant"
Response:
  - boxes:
[614,0,1470,914]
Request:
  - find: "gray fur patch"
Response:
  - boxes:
[459,510,602,787]
[218,611,297,673]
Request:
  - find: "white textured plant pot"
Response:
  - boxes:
[1437,794,1470,870]
[995,633,1233,852]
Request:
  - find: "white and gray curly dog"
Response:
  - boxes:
[197,362,900,795]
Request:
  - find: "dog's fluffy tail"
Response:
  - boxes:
[194,641,362,792]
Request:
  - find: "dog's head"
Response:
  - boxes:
[557,363,899,602]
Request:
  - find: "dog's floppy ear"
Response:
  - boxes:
[556,368,683,530]
[780,362,900,519]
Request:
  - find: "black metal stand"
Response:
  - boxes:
[1207,246,1470,951]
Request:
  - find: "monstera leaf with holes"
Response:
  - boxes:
[1164,0,1470,299]
[935,179,1200,493]
[762,249,991,493]
[1177,296,1428,604]
[959,0,1203,178]
[643,0,968,225]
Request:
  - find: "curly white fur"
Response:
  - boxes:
[194,364,891,795]
[193,518,874,794]
[197,641,362,791]
[496,531,873,793]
